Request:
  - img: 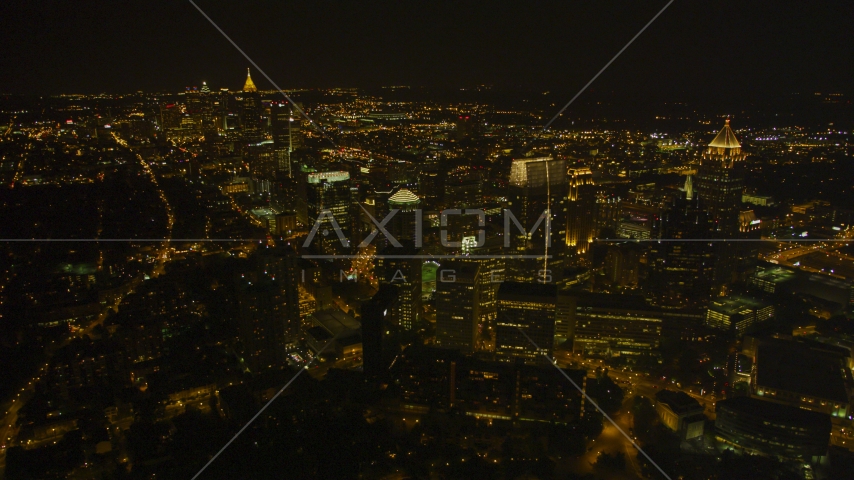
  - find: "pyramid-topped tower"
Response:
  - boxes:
[703,118,746,167]
[708,118,741,150]
[695,119,747,234]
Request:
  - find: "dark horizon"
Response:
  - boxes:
[0,0,851,101]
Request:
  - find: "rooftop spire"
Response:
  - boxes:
[243,68,257,93]
[708,118,740,149]
[684,174,693,200]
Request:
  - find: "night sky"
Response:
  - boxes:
[0,0,851,103]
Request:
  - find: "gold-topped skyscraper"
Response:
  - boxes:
[566,167,595,255]
[242,68,258,92]
[241,68,262,144]
[694,119,750,293]
[695,119,746,234]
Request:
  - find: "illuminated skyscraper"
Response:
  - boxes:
[507,156,567,247]
[695,120,749,291]
[305,171,352,255]
[506,156,567,282]
[566,167,596,255]
[454,114,476,140]
[241,68,263,144]
[418,160,444,209]
[603,242,641,287]
[695,119,746,234]
[386,188,422,244]
[197,82,218,139]
[271,102,303,176]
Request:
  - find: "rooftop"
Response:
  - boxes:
[436,261,480,283]
[753,266,796,284]
[509,156,565,187]
[310,309,361,337]
[498,282,557,302]
[708,119,741,149]
[755,339,849,403]
[717,396,832,428]
[569,292,652,311]
[388,188,420,205]
[655,390,703,416]
[708,295,771,316]
[307,171,350,184]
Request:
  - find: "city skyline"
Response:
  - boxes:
[0,2,852,479]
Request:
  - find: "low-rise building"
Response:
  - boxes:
[716,396,831,461]
[752,338,850,418]
[654,390,704,440]
[748,266,796,294]
[705,294,774,336]
[304,309,362,361]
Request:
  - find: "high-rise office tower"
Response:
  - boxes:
[603,242,641,287]
[241,68,263,145]
[441,168,485,247]
[435,261,481,352]
[159,102,182,132]
[386,188,422,244]
[418,161,444,209]
[257,243,302,342]
[271,102,303,176]
[216,87,233,135]
[649,193,717,305]
[462,237,506,351]
[444,167,484,209]
[197,82,218,140]
[695,120,749,292]
[184,86,204,137]
[736,209,761,281]
[305,171,352,255]
[362,284,400,381]
[376,240,422,331]
[695,120,746,233]
[363,187,422,252]
[388,162,418,189]
[454,114,476,140]
[507,156,567,249]
[566,167,596,255]
[495,282,558,362]
[506,156,567,282]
